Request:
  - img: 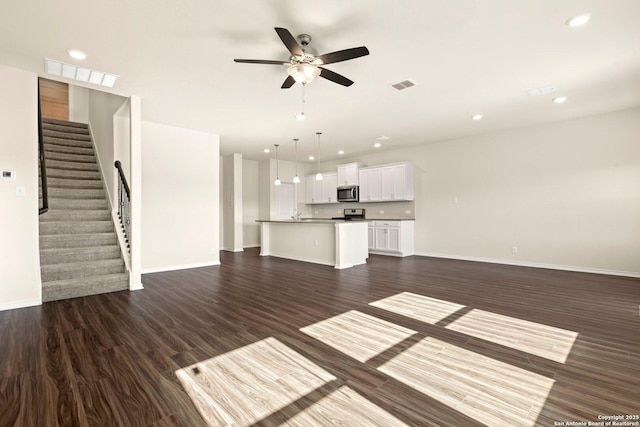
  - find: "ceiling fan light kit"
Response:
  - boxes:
[288,63,321,85]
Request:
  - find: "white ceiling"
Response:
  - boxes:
[1,0,640,162]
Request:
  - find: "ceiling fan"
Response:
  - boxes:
[234,27,369,88]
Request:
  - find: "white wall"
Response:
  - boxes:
[88,90,128,208]
[242,159,260,247]
[68,85,89,123]
[141,121,220,272]
[258,158,312,220]
[332,107,640,275]
[221,154,243,252]
[0,66,41,310]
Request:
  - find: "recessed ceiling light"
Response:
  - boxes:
[553,96,568,103]
[566,13,591,27]
[263,148,270,153]
[472,114,483,121]
[338,150,344,155]
[68,49,86,60]
[308,155,315,160]
[374,142,381,148]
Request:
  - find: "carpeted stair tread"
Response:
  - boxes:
[40,245,122,265]
[40,209,110,222]
[40,232,117,249]
[46,177,104,189]
[43,129,91,142]
[42,123,90,135]
[47,198,108,210]
[45,151,96,164]
[42,117,89,129]
[43,136,93,149]
[45,167,101,180]
[41,258,124,282]
[46,159,99,172]
[43,187,106,200]
[43,143,94,156]
[42,273,129,303]
[40,220,114,235]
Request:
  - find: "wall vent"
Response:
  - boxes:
[392,79,417,90]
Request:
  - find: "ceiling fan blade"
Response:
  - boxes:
[274,27,304,57]
[234,59,289,65]
[316,46,369,65]
[281,75,295,89]
[319,67,354,87]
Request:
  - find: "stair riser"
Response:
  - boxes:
[42,188,106,200]
[48,198,108,210]
[42,276,128,302]
[40,222,114,235]
[46,177,103,190]
[41,210,111,222]
[46,159,99,172]
[45,168,101,180]
[43,129,91,142]
[44,137,93,149]
[40,247,122,265]
[40,234,117,249]
[42,263,125,282]
[44,143,94,156]
[45,151,96,164]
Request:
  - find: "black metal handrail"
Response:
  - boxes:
[38,80,49,215]
[114,160,130,250]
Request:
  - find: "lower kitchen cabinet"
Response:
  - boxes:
[368,221,414,256]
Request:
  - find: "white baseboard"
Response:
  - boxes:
[414,252,640,279]
[129,282,144,291]
[0,298,42,312]
[243,244,261,249]
[142,261,221,274]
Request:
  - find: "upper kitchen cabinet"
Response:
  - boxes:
[305,172,338,204]
[337,162,365,187]
[360,162,414,202]
[359,167,382,202]
[381,162,414,201]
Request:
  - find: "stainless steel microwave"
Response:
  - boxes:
[337,185,359,202]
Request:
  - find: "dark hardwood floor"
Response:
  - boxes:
[1,249,639,426]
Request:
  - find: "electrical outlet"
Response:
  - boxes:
[16,185,25,197]
[379,210,385,214]
[453,197,459,204]
[314,240,318,247]
[405,210,411,215]
[511,246,518,254]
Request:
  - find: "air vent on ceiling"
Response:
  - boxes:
[392,79,416,90]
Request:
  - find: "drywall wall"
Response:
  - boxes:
[242,159,260,247]
[0,66,41,310]
[221,154,243,251]
[141,121,220,272]
[88,89,128,208]
[68,85,89,123]
[328,107,640,275]
[259,158,312,220]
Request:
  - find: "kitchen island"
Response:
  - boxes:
[257,219,368,269]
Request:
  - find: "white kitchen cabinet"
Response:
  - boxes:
[337,162,365,187]
[381,163,414,201]
[358,167,382,202]
[368,220,414,256]
[305,174,323,204]
[321,172,338,203]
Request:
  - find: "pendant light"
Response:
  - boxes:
[292,138,301,183]
[315,132,323,181]
[274,144,281,186]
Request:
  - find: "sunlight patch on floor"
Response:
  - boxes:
[369,292,466,324]
[300,310,417,362]
[175,337,336,426]
[446,309,579,363]
[286,385,409,426]
[378,337,556,427]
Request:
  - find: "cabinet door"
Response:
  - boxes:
[338,164,358,186]
[381,166,395,200]
[387,228,401,252]
[368,227,375,250]
[374,228,388,250]
[322,173,338,203]
[368,168,381,201]
[305,175,316,204]
[392,165,407,200]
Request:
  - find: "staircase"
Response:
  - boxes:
[39,118,128,302]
